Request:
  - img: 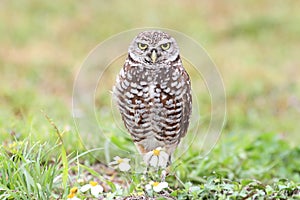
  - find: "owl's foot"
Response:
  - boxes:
[160,167,171,182]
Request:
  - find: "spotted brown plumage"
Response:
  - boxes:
[113,30,192,165]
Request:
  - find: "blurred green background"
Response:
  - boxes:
[1,0,299,147]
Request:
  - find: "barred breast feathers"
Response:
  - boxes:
[113,54,192,151]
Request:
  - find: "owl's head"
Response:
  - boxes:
[128,30,180,66]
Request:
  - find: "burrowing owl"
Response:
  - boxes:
[113,30,192,165]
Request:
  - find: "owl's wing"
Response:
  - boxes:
[113,59,149,142]
[113,60,134,129]
[172,61,192,141]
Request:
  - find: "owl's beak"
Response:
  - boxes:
[151,50,157,63]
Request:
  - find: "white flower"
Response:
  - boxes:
[143,147,169,168]
[67,187,80,200]
[109,156,131,172]
[145,181,168,192]
[67,193,80,200]
[80,181,103,198]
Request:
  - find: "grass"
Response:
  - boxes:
[0,140,63,199]
[0,0,300,199]
[1,132,299,199]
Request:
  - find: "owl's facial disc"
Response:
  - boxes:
[128,30,180,67]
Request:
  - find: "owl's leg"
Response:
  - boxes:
[143,166,149,178]
[137,144,151,175]
[167,155,172,166]
[143,153,153,177]
[160,155,172,181]
[160,167,171,182]
[143,161,150,176]
[161,169,167,182]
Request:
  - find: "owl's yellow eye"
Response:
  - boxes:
[161,43,170,50]
[138,43,148,50]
